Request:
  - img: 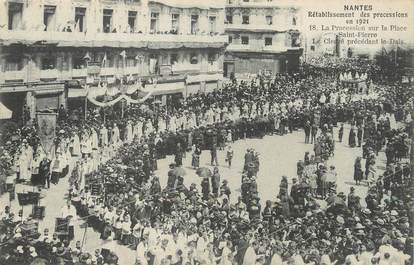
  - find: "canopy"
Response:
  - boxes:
[0,102,13,119]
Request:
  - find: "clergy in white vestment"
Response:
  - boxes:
[71,133,81,156]
[242,240,257,265]
[91,129,99,150]
[100,126,108,147]
[124,121,133,143]
[112,124,120,145]
[18,139,33,181]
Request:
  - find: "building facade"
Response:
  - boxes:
[223,0,302,78]
[0,0,227,120]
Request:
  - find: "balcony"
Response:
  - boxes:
[0,30,228,49]
[207,62,220,73]
[171,63,201,75]
[226,44,251,51]
[71,68,88,78]
[0,70,26,83]
[225,23,298,33]
[123,66,140,75]
[40,69,59,80]
[100,67,117,76]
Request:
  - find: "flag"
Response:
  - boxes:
[120,50,126,59]
[102,52,107,67]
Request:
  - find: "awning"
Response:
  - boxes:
[141,82,184,96]
[0,102,13,119]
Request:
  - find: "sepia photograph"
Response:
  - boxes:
[0,0,413,264]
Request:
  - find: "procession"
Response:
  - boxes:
[0,0,414,264]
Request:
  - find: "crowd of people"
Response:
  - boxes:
[0,58,413,265]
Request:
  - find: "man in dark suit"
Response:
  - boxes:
[39,157,51,188]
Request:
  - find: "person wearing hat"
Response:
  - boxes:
[225,144,234,168]
[210,142,219,167]
[201,177,210,201]
[191,144,202,169]
[220,180,231,198]
[212,167,221,197]
[39,156,51,189]
[167,163,177,189]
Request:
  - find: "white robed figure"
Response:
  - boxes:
[91,129,99,150]
[111,124,120,146]
[71,133,81,156]
[125,121,133,143]
[157,117,166,132]
[134,120,143,140]
[169,115,177,132]
[214,107,221,123]
[206,108,215,125]
[145,119,154,137]
[191,112,197,127]
[81,132,92,155]
[18,140,33,181]
[100,126,109,147]
[242,241,257,265]
[31,145,45,178]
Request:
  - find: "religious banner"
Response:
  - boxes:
[37,112,57,158]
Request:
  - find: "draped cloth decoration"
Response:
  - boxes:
[87,91,153,107]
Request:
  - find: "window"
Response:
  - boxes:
[170,54,178,65]
[150,12,159,32]
[42,55,56,70]
[171,13,180,33]
[190,53,198,64]
[243,0,249,2]
[5,56,23,71]
[265,37,272,46]
[103,9,113,33]
[266,15,273,25]
[8,2,23,30]
[291,34,300,47]
[43,5,56,31]
[292,16,297,26]
[241,36,249,45]
[191,15,199,34]
[75,7,86,32]
[126,56,136,67]
[242,15,249,24]
[226,15,233,24]
[208,52,217,63]
[209,16,216,33]
[72,53,86,69]
[128,11,137,32]
[310,45,315,51]
[228,35,233,43]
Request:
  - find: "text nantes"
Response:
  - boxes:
[343,5,373,11]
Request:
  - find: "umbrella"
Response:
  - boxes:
[196,167,212,178]
[172,167,186,177]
